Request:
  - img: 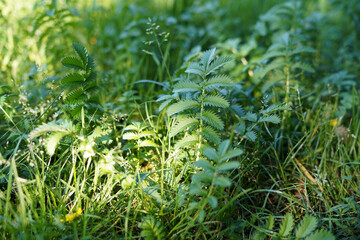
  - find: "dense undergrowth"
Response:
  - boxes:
[0,0,359,239]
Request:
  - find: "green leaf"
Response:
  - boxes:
[28,120,75,139]
[186,62,204,76]
[201,111,224,130]
[217,140,230,156]
[220,149,243,162]
[192,173,213,184]
[242,112,257,122]
[204,75,234,90]
[305,230,335,240]
[214,176,231,187]
[173,80,201,93]
[245,130,257,142]
[166,100,200,116]
[174,134,198,149]
[203,147,219,161]
[197,209,206,223]
[194,159,215,171]
[61,73,84,86]
[258,60,285,79]
[295,215,318,239]
[123,132,138,140]
[279,213,294,237]
[169,117,198,138]
[72,43,89,68]
[138,140,158,147]
[258,115,281,124]
[200,126,221,144]
[217,161,240,171]
[189,185,207,196]
[202,95,229,108]
[65,88,86,105]
[61,56,85,70]
[139,216,166,240]
[45,132,67,156]
[200,48,216,69]
[266,215,275,230]
[207,195,218,209]
[206,56,233,75]
[291,62,315,73]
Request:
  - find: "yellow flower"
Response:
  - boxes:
[330,119,339,127]
[60,207,83,223]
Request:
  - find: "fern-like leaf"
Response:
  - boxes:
[28,120,75,139]
[206,56,233,75]
[61,56,84,70]
[202,95,229,108]
[175,134,199,149]
[200,48,216,69]
[170,117,199,138]
[200,126,221,144]
[46,132,68,156]
[61,73,84,86]
[166,100,200,116]
[173,80,201,93]
[65,88,86,105]
[185,62,204,76]
[201,111,224,130]
[72,42,89,69]
[204,75,234,90]
[139,216,166,240]
[258,115,281,124]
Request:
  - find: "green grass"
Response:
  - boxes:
[0,0,359,239]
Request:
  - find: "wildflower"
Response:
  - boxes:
[60,207,83,223]
[330,119,339,127]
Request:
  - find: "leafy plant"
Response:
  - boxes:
[159,48,233,153]
[253,213,335,240]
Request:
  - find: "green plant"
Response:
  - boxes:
[253,213,335,240]
[159,48,233,153]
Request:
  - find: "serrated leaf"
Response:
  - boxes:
[72,43,89,68]
[266,215,275,230]
[200,126,221,144]
[258,60,285,79]
[279,213,294,237]
[170,117,198,138]
[194,159,215,171]
[305,230,335,240]
[259,103,291,115]
[202,95,229,108]
[291,62,315,73]
[203,147,219,161]
[174,134,198,149]
[206,56,233,75]
[61,73,84,86]
[65,88,86,104]
[46,132,68,156]
[217,161,240,171]
[166,100,200,116]
[159,98,173,112]
[207,196,218,209]
[258,115,281,124]
[197,209,206,223]
[204,75,233,90]
[245,130,257,142]
[201,111,224,130]
[295,215,318,239]
[138,140,158,147]
[61,56,85,70]
[173,80,201,93]
[123,132,138,140]
[214,176,231,187]
[28,120,75,139]
[242,112,257,122]
[200,48,216,69]
[186,62,204,76]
